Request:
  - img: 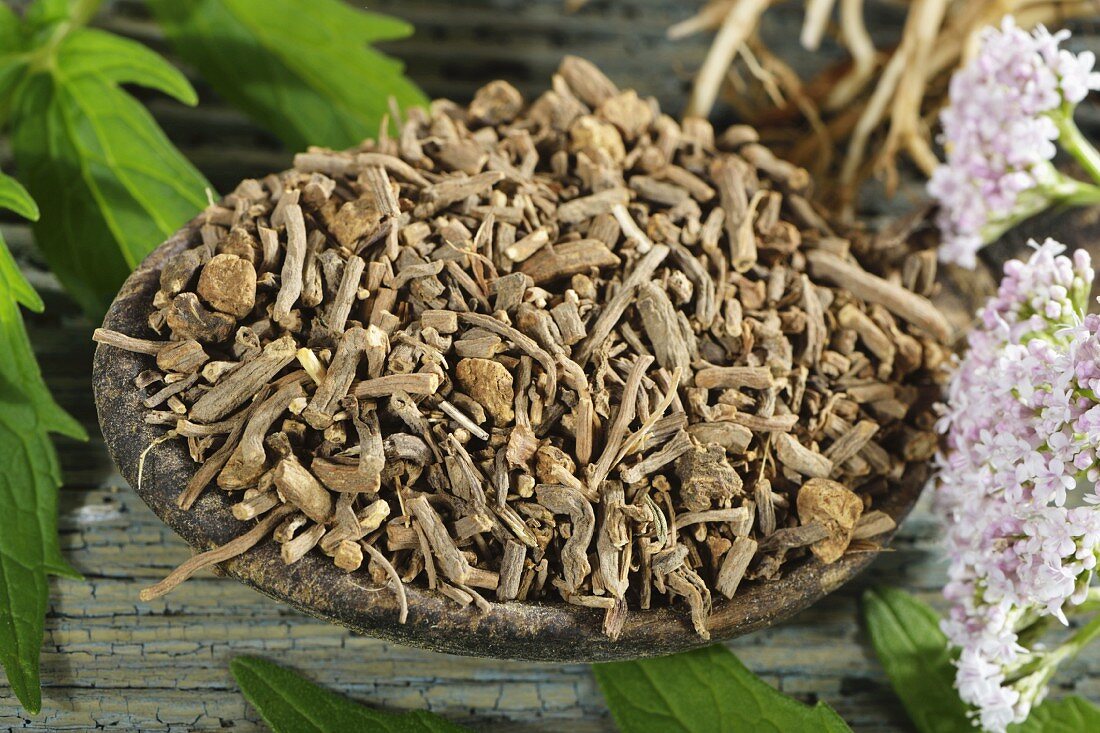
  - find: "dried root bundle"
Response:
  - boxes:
[97,57,949,639]
[654,0,1098,211]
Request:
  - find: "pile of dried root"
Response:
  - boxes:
[95,57,950,639]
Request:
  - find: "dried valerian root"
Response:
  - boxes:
[96,57,949,639]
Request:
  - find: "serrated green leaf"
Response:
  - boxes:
[0,173,42,311]
[593,644,851,733]
[52,28,199,106]
[1011,696,1100,732]
[231,656,473,733]
[146,0,427,151]
[8,25,209,316]
[862,587,972,733]
[0,177,86,714]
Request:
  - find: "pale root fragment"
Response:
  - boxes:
[455,358,515,425]
[273,458,333,523]
[197,253,257,317]
[796,478,864,563]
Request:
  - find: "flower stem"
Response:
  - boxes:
[1051,610,1100,664]
[1007,611,1100,705]
[1056,107,1100,187]
[1058,180,1100,208]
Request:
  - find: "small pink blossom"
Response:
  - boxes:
[937,239,1099,730]
[928,20,1100,267]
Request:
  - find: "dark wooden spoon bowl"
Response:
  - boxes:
[93,211,928,663]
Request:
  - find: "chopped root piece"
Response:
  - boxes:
[796,478,864,563]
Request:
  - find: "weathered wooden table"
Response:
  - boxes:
[3,1,1100,730]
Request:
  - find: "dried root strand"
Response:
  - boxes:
[140,505,294,601]
[686,0,773,118]
[677,0,1094,206]
[360,540,409,624]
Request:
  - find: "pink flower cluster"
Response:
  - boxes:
[936,240,1100,730]
[928,20,1100,268]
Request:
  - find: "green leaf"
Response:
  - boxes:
[231,656,473,733]
[25,0,83,28]
[0,171,86,714]
[25,0,103,27]
[53,28,199,106]
[593,644,851,733]
[8,25,210,316]
[862,587,972,733]
[0,174,42,311]
[0,3,30,116]
[1012,696,1100,733]
[21,2,61,34]
[0,2,22,43]
[146,0,427,151]
[0,171,40,224]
